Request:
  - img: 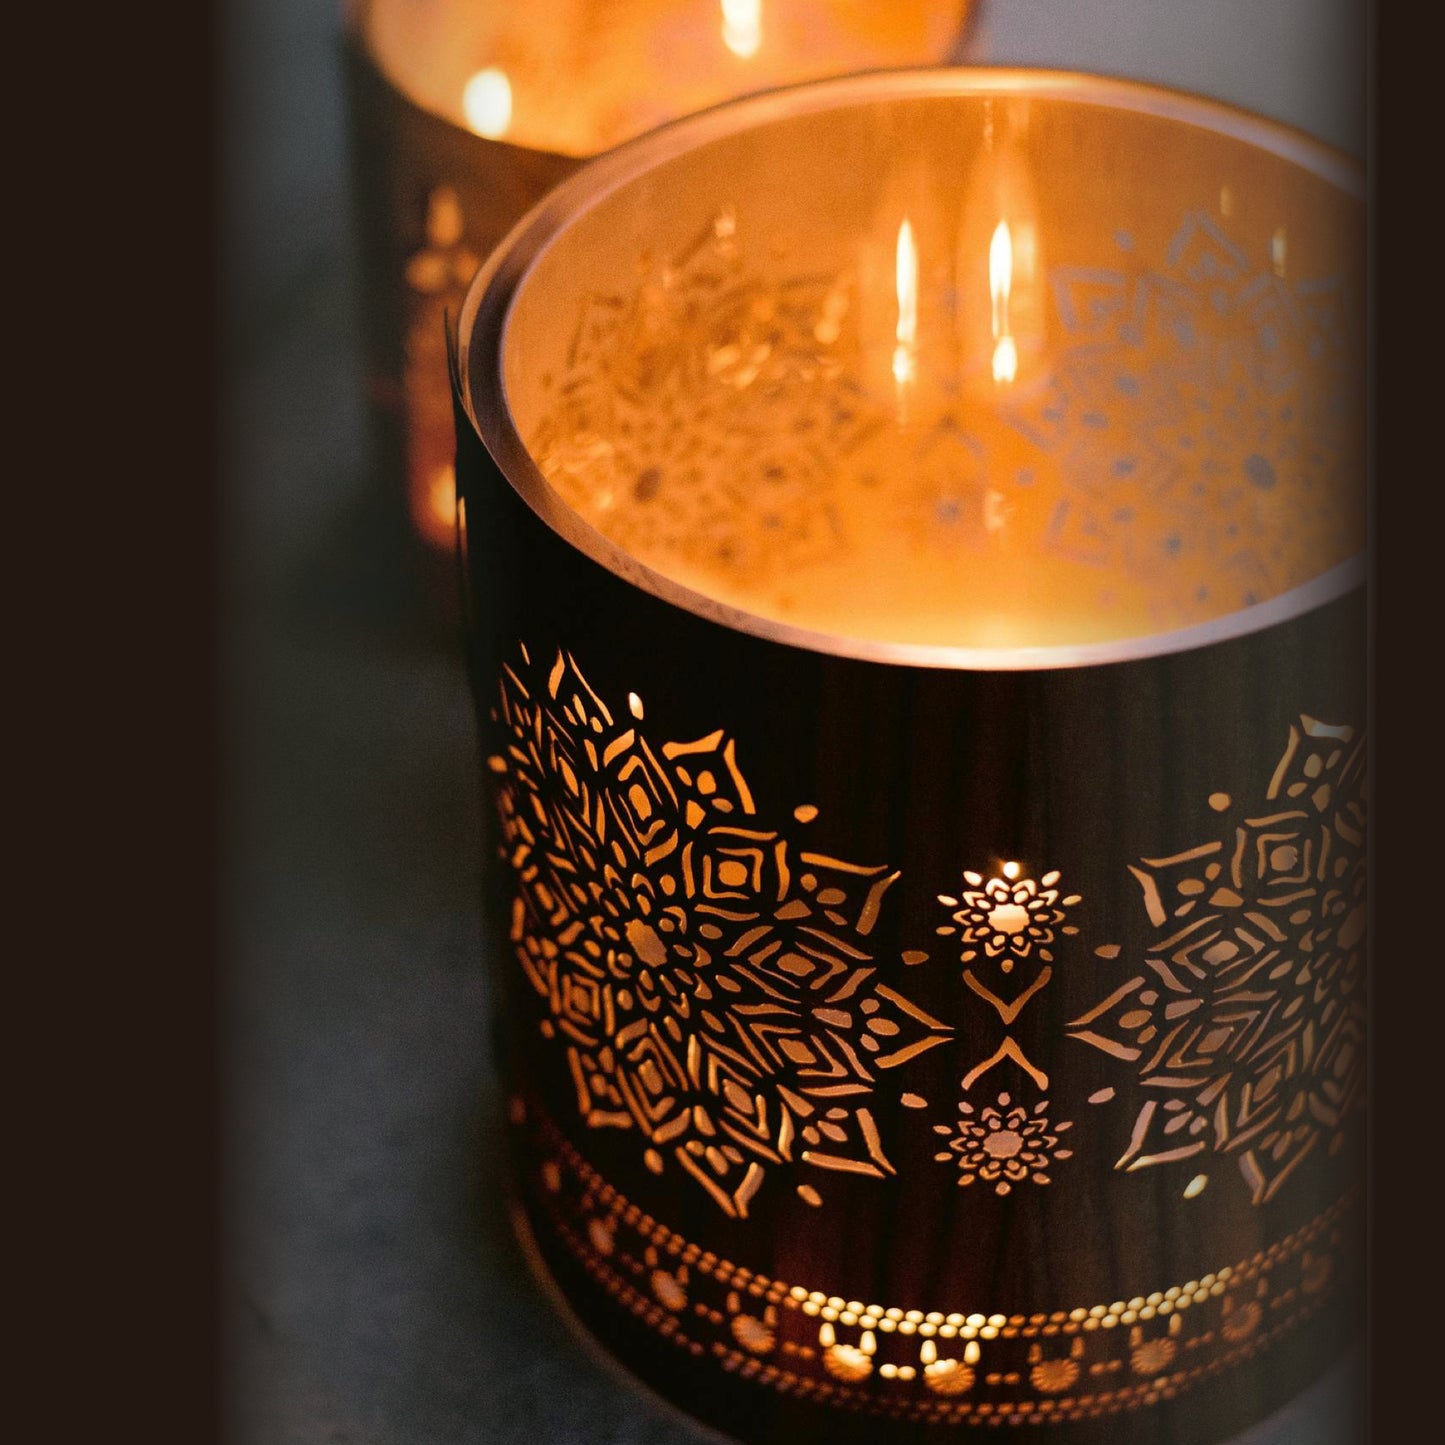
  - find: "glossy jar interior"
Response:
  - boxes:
[476,76,1364,653]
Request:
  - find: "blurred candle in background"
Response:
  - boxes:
[342,0,973,580]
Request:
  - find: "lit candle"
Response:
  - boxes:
[452,73,1368,1445]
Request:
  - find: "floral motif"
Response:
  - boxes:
[650,1267,688,1312]
[491,643,951,1216]
[1220,1300,1263,1342]
[730,1312,777,1355]
[1129,1321,1182,1377]
[922,1358,976,1395]
[1029,1354,1082,1393]
[1069,715,1366,1204]
[936,866,1080,971]
[932,1091,1073,1195]
[823,1341,875,1382]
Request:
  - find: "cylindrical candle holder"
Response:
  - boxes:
[342,0,970,608]
[451,71,1366,1443]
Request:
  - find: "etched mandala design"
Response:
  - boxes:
[490,643,951,1216]
[1069,715,1366,1204]
[937,866,1081,968]
[932,1091,1074,1195]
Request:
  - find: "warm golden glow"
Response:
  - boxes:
[892,217,918,386]
[462,67,513,139]
[1001,860,1020,881]
[428,464,457,533]
[721,0,762,58]
[989,219,1017,384]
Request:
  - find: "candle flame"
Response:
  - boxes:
[721,0,762,59]
[463,67,513,139]
[893,217,918,386]
[989,219,1017,384]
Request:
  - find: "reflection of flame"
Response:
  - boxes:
[893,217,918,386]
[462,67,512,139]
[721,0,762,58]
[989,219,1017,384]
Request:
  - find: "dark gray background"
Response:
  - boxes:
[222,2,1367,1440]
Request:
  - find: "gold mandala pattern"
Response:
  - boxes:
[933,1092,1074,1195]
[1069,715,1366,1204]
[491,644,950,1216]
[937,867,1081,968]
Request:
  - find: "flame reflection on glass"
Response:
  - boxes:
[989,219,1017,385]
[892,217,919,387]
[721,0,762,58]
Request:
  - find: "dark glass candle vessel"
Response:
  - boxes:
[452,70,1365,1444]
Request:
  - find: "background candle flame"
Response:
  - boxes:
[893,217,918,386]
[721,0,762,59]
[462,67,513,139]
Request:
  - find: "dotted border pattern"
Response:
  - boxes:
[526,1108,1355,1425]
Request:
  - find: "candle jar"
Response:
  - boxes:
[341,0,971,594]
[451,71,1365,1443]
